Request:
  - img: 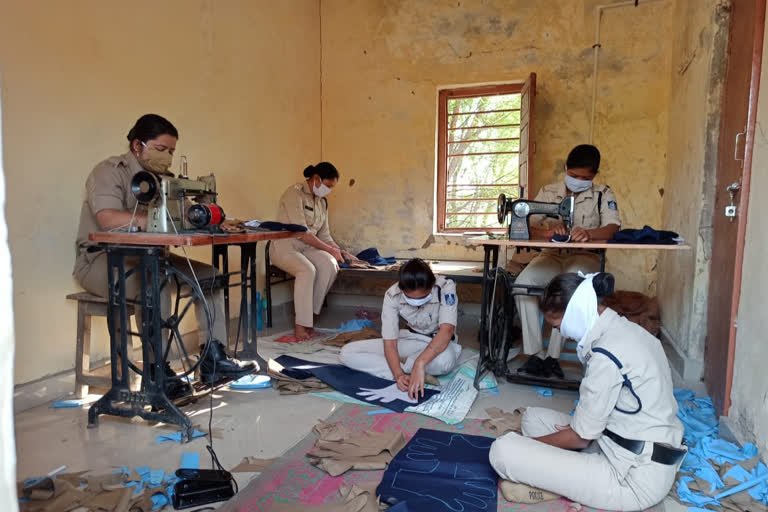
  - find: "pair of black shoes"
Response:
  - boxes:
[152,341,256,400]
[517,355,565,379]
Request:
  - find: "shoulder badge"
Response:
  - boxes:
[607,200,618,210]
[444,293,456,306]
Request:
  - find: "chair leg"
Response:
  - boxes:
[265,243,274,329]
[74,302,91,398]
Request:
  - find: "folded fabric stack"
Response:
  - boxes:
[608,225,681,245]
[267,359,332,395]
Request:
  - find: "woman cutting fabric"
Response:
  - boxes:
[270,162,355,340]
[489,272,686,511]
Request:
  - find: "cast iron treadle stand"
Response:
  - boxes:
[87,245,202,442]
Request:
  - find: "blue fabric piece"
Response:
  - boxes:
[148,470,165,487]
[608,225,680,245]
[674,388,696,402]
[677,477,720,508]
[155,429,207,443]
[676,396,718,445]
[257,221,307,232]
[336,319,375,332]
[533,386,552,397]
[356,248,397,266]
[693,463,725,494]
[377,428,497,511]
[229,374,272,390]
[747,463,768,504]
[180,453,199,470]
[274,355,439,412]
[151,491,169,510]
[368,409,395,415]
[698,437,758,464]
[50,399,88,408]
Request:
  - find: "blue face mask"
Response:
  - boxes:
[565,174,593,194]
[404,293,432,307]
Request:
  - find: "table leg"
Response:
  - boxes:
[212,246,231,347]
[474,244,497,390]
[236,243,267,370]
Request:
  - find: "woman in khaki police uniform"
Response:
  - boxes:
[270,162,355,340]
[490,272,685,511]
[73,114,253,397]
[515,144,620,379]
[340,259,461,400]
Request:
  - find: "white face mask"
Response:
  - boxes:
[404,293,432,307]
[559,272,599,362]
[565,174,593,194]
[313,179,332,198]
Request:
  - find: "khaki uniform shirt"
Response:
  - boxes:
[73,152,147,276]
[530,182,621,230]
[276,183,333,243]
[381,275,458,340]
[571,308,684,475]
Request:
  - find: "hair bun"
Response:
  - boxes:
[592,273,615,298]
[303,165,315,178]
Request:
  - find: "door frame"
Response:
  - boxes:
[720,0,766,415]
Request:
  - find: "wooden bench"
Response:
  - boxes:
[66,292,137,398]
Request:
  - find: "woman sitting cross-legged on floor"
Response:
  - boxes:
[489,272,686,511]
[339,258,462,400]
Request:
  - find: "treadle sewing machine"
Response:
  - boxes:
[496,193,575,239]
[131,157,226,233]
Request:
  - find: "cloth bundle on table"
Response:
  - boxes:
[354,248,397,267]
[376,428,498,512]
[244,219,308,232]
[307,420,408,477]
[608,225,680,245]
[274,355,439,412]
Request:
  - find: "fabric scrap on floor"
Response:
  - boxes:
[274,355,439,412]
[50,398,89,408]
[377,428,497,511]
[229,374,272,390]
[483,407,524,436]
[231,456,279,473]
[267,358,333,395]
[334,319,376,332]
[307,420,407,477]
[323,327,382,347]
[533,386,553,397]
[155,429,207,443]
[670,388,768,511]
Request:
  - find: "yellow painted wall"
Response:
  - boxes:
[0,0,321,384]
[657,0,728,379]
[321,0,673,294]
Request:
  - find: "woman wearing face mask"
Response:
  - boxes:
[490,272,685,511]
[269,162,354,340]
[513,144,621,380]
[74,114,255,398]
[339,258,462,400]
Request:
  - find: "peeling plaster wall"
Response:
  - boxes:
[726,9,768,460]
[0,0,321,384]
[321,0,674,294]
[657,0,729,379]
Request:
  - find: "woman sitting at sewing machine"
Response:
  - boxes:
[269,162,356,340]
[514,144,621,379]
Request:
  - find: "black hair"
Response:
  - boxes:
[126,114,179,147]
[566,144,601,174]
[398,258,436,292]
[303,162,340,181]
[540,272,614,313]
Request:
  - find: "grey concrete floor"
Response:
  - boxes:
[14,303,686,511]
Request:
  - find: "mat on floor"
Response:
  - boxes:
[219,404,663,512]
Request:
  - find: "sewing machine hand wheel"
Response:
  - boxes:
[497,194,509,224]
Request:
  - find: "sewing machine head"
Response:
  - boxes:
[497,194,574,240]
[131,170,225,233]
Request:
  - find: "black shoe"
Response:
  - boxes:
[544,357,565,380]
[517,355,545,376]
[150,362,192,400]
[200,340,256,384]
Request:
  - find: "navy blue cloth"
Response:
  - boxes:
[356,247,397,266]
[377,428,498,512]
[273,355,439,412]
[608,225,679,245]
[257,221,308,232]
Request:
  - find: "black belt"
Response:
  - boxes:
[86,246,103,253]
[603,430,686,466]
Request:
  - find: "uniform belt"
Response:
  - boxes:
[407,327,456,341]
[86,246,103,253]
[603,429,686,466]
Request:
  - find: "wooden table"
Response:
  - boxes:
[467,235,690,390]
[86,229,301,441]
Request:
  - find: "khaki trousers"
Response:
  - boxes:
[339,330,462,379]
[74,251,227,349]
[269,238,339,328]
[513,252,600,357]
[489,407,678,511]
